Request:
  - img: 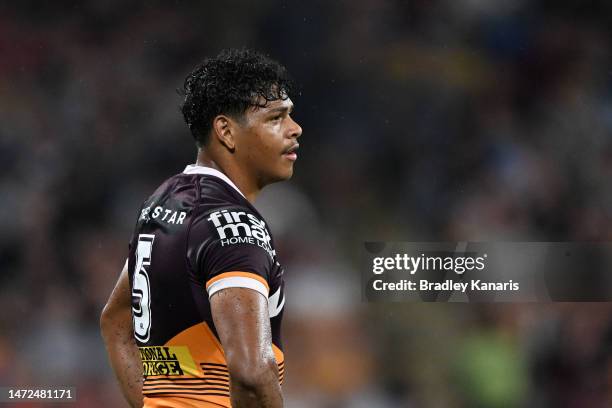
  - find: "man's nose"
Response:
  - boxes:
[288,117,302,139]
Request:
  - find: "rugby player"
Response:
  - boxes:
[101,49,302,408]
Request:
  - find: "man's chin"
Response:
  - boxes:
[270,167,294,183]
[275,170,294,182]
[258,168,294,189]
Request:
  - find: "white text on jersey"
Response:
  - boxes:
[140,206,187,225]
[207,210,276,258]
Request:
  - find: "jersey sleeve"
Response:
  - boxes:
[188,206,275,299]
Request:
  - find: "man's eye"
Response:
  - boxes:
[271,115,282,121]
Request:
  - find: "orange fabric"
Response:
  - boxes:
[205,271,270,292]
[273,343,285,385]
[142,322,284,407]
[143,395,226,407]
[166,321,225,363]
[142,323,229,407]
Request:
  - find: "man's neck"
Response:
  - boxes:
[195,150,260,203]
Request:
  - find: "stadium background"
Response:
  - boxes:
[1,1,612,406]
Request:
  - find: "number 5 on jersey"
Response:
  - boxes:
[132,234,155,342]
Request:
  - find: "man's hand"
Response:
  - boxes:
[100,260,143,408]
[210,286,283,408]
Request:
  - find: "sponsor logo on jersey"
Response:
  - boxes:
[206,210,276,258]
[140,205,187,225]
[139,346,199,377]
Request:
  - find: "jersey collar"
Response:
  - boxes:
[183,164,246,198]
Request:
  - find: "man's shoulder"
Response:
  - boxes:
[182,164,248,209]
[141,171,245,211]
[135,168,267,235]
[197,174,246,208]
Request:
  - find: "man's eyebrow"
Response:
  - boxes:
[267,105,294,114]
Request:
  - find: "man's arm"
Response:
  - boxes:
[210,286,283,408]
[100,261,143,408]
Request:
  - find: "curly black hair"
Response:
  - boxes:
[180,48,294,147]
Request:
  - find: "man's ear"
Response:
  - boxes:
[211,114,238,152]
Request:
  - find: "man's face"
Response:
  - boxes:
[234,97,302,187]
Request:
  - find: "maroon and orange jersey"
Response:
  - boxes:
[127,165,285,408]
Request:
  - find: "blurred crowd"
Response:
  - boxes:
[1,0,612,406]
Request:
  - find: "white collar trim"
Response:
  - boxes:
[183,164,246,198]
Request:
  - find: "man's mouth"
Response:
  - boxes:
[283,144,299,161]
